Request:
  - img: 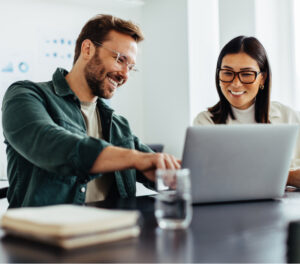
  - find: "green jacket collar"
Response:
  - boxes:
[97,98,114,113]
[52,68,75,97]
[52,68,114,113]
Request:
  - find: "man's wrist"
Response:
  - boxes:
[128,149,141,169]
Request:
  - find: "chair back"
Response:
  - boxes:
[0,187,8,199]
[147,144,164,153]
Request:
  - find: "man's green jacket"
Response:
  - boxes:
[2,68,153,208]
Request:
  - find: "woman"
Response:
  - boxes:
[193,36,300,187]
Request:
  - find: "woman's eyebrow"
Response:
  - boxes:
[240,67,256,70]
[222,65,258,71]
[222,65,233,69]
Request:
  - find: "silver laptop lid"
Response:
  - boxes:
[182,124,299,203]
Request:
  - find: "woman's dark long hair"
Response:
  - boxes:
[208,36,271,124]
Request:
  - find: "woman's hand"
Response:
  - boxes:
[287,169,300,187]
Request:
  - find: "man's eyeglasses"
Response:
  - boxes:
[218,69,261,84]
[92,41,138,72]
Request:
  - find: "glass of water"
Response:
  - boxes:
[155,169,192,229]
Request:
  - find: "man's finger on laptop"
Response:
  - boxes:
[164,154,176,170]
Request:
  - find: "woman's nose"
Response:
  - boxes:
[232,74,243,86]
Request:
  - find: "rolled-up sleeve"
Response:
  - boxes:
[2,83,111,178]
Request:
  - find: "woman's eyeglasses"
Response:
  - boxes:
[218,69,261,84]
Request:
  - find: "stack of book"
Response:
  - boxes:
[0,204,140,249]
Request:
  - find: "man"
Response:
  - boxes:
[2,14,180,208]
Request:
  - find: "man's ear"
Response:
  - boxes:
[81,39,96,60]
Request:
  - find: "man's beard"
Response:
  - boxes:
[84,51,107,98]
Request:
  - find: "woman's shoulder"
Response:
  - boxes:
[270,101,300,123]
[270,101,294,111]
[193,110,214,125]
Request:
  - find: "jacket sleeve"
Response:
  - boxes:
[133,135,155,190]
[2,83,111,179]
[271,102,300,170]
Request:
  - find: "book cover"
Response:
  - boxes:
[0,204,141,249]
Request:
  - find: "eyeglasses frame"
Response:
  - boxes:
[218,68,262,84]
[92,40,138,72]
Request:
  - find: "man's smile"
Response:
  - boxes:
[107,73,124,89]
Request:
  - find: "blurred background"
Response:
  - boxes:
[0,0,299,180]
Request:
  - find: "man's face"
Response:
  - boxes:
[84,30,138,99]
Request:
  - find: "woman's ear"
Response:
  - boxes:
[260,72,267,85]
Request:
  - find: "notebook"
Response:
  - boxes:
[0,204,140,249]
[181,124,299,203]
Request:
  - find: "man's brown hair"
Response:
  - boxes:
[73,14,144,64]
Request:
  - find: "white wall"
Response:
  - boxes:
[255,0,296,109]
[141,0,190,158]
[218,0,255,48]
[187,0,220,123]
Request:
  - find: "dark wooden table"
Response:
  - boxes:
[2,191,300,262]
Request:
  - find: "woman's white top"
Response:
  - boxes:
[193,101,300,169]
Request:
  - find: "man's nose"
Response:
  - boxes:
[119,65,130,80]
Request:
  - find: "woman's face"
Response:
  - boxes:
[219,52,266,110]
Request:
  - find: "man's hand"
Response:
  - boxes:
[133,152,181,181]
[287,169,300,187]
[90,146,181,181]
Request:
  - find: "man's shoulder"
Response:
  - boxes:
[6,79,53,96]
[3,79,56,107]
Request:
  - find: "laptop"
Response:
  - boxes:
[181,124,299,204]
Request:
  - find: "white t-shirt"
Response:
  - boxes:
[193,101,300,169]
[231,103,256,124]
[80,101,112,203]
